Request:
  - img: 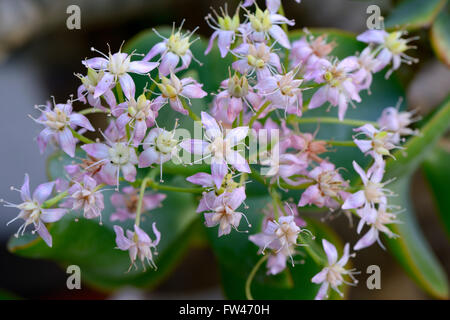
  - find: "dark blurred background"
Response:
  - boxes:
[0,0,449,299]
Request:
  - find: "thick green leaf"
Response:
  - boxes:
[422,145,450,237]
[8,151,199,291]
[431,7,450,67]
[385,0,447,31]
[384,176,449,299]
[206,195,346,300]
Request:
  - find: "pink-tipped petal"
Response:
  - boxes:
[227,150,250,173]
[182,84,207,99]
[314,282,329,300]
[201,111,222,140]
[226,126,249,146]
[113,225,134,250]
[143,42,166,62]
[119,73,136,101]
[309,86,328,109]
[269,25,291,49]
[152,222,161,245]
[40,208,67,223]
[227,187,246,211]
[342,190,366,210]
[322,239,338,265]
[128,60,158,74]
[217,30,234,57]
[83,57,108,69]
[94,73,115,98]
[20,174,31,201]
[138,147,159,168]
[70,113,95,131]
[58,127,76,158]
[186,172,214,187]
[36,222,53,247]
[159,52,180,76]
[121,163,137,182]
[354,228,378,251]
[356,30,387,44]
[33,181,55,204]
[205,30,219,55]
[81,143,109,159]
[211,159,228,189]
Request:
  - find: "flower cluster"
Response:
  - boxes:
[3,0,418,299]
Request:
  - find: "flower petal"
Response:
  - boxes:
[128,60,158,74]
[36,222,53,247]
[180,139,209,155]
[269,25,291,49]
[83,57,108,69]
[121,163,137,182]
[201,111,222,140]
[81,143,109,159]
[226,150,250,173]
[33,181,55,204]
[40,208,67,223]
[69,113,94,131]
[20,174,31,202]
[143,42,166,62]
[138,147,159,168]
[119,73,136,100]
[94,73,115,98]
[113,225,134,250]
[211,158,228,189]
[309,86,328,109]
[322,239,338,265]
[186,172,214,187]
[159,52,180,76]
[342,190,366,210]
[58,127,76,158]
[354,228,379,251]
[225,126,249,146]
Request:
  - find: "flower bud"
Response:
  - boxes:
[227,73,249,98]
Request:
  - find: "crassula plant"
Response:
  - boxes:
[4,0,450,300]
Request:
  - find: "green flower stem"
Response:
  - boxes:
[42,191,69,209]
[280,181,314,189]
[270,188,281,220]
[135,177,151,227]
[70,127,95,144]
[41,183,105,210]
[115,82,124,103]
[248,101,272,128]
[148,180,205,194]
[289,116,379,128]
[239,172,248,187]
[163,163,210,176]
[250,170,313,190]
[181,98,200,122]
[326,140,357,147]
[245,254,269,300]
[79,108,108,115]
